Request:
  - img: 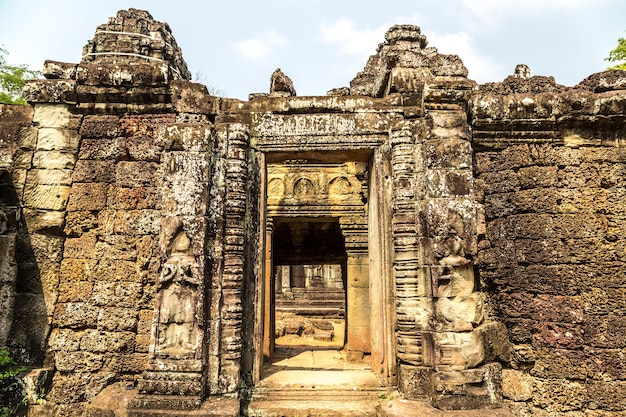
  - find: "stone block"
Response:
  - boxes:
[32,104,71,128]
[53,302,98,328]
[106,185,159,210]
[79,115,120,138]
[532,294,583,324]
[583,314,626,349]
[162,124,213,152]
[58,281,94,302]
[22,208,66,233]
[63,236,97,259]
[425,139,472,170]
[97,307,138,331]
[11,149,33,169]
[78,138,119,160]
[435,294,484,331]
[432,363,503,410]
[55,351,105,372]
[67,182,108,211]
[530,348,591,380]
[93,234,139,261]
[398,364,433,399]
[115,161,158,187]
[48,328,82,352]
[425,169,473,198]
[91,281,143,308]
[24,79,77,103]
[17,126,38,150]
[478,322,512,364]
[36,127,79,151]
[435,331,484,370]
[92,259,141,283]
[22,183,71,210]
[517,165,558,189]
[170,80,220,114]
[72,160,116,182]
[532,321,583,349]
[80,329,136,353]
[26,168,73,185]
[65,210,99,237]
[532,379,586,412]
[119,137,163,161]
[32,150,77,169]
[501,369,533,401]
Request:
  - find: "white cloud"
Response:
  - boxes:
[425,31,507,83]
[234,31,289,60]
[320,18,388,56]
[460,0,598,26]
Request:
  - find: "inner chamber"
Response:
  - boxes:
[272,219,347,350]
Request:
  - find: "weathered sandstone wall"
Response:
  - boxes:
[472,71,626,415]
[1,7,626,417]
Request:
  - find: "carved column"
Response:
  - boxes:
[263,217,274,360]
[218,123,249,393]
[134,124,213,412]
[390,124,435,398]
[339,215,370,361]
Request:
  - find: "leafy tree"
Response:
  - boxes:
[0,47,41,105]
[606,33,626,71]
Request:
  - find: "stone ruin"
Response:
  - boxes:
[0,8,626,416]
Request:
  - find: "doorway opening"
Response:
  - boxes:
[256,156,395,389]
[272,219,347,353]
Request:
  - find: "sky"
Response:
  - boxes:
[0,0,624,100]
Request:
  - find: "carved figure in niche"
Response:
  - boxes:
[155,230,201,355]
[328,176,352,195]
[438,235,474,296]
[293,177,314,196]
[268,177,285,197]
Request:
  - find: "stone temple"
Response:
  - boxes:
[1,8,626,417]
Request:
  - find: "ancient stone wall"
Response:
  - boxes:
[1,8,626,417]
[472,71,626,415]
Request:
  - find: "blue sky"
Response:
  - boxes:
[1,0,624,99]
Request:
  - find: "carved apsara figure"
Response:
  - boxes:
[155,230,201,355]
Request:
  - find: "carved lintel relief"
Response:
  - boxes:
[266,162,366,216]
[154,230,202,357]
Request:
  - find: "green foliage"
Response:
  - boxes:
[0,350,26,417]
[605,33,626,71]
[0,47,41,105]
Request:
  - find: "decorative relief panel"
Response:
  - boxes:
[267,162,367,216]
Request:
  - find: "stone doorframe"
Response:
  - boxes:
[246,98,401,386]
[263,161,377,363]
[252,151,397,385]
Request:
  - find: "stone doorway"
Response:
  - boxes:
[272,219,347,352]
[256,156,396,387]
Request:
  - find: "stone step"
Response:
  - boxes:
[252,386,389,401]
[244,398,379,417]
[246,387,390,417]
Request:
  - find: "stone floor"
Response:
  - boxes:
[245,346,514,416]
[245,346,386,416]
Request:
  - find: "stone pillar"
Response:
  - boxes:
[280,265,291,294]
[263,218,274,360]
[339,216,370,361]
[218,123,249,393]
[390,124,436,398]
[133,124,213,412]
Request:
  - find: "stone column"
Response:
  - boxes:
[263,218,274,360]
[390,124,439,399]
[134,124,213,412]
[339,216,370,361]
